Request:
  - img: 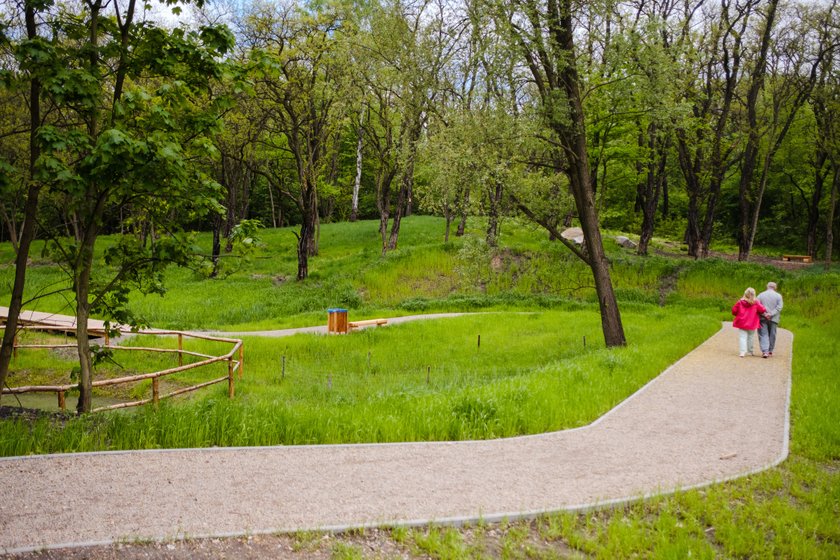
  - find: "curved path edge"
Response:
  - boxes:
[0,322,792,554]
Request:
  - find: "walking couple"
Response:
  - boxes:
[731,282,784,358]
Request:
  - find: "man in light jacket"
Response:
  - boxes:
[757,282,783,358]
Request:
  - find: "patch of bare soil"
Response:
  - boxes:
[657,265,683,307]
[0,405,67,422]
[0,532,408,560]
[0,524,582,560]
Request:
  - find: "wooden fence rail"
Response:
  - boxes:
[2,328,243,413]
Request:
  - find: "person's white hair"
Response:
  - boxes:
[767,282,777,290]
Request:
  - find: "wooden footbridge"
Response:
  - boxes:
[0,306,113,337]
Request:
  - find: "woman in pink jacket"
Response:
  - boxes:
[732,287,767,357]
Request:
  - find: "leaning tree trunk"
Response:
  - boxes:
[387,122,421,252]
[552,0,625,347]
[0,0,44,405]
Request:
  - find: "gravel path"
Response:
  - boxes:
[0,322,792,554]
[193,312,471,337]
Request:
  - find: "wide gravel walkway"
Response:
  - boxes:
[0,322,792,554]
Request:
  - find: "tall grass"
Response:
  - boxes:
[0,309,718,454]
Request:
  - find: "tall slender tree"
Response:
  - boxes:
[7,0,234,412]
[247,3,353,279]
[0,0,46,405]
[495,0,626,346]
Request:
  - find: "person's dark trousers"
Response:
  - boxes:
[758,318,778,354]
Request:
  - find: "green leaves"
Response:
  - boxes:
[198,25,234,56]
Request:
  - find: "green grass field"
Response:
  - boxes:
[1,216,838,557]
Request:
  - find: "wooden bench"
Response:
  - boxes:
[782,255,812,263]
[348,318,388,330]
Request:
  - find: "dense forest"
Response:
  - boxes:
[1,0,838,410]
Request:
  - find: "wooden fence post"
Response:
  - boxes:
[228,357,235,398]
[152,377,160,406]
[58,391,66,412]
[177,333,183,367]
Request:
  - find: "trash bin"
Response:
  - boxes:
[327,308,348,334]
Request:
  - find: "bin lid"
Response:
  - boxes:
[327,308,348,313]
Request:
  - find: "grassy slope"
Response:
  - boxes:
[1,216,838,557]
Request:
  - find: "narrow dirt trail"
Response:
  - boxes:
[0,322,792,554]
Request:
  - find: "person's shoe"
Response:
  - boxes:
[739,353,745,358]
[762,352,769,358]
[769,352,773,356]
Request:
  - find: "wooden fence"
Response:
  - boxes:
[3,328,243,413]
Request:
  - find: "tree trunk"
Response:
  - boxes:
[296,227,310,281]
[746,155,771,257]
[677,129,702,259]
[486,179,503,247]
[637,124,668,256]
[210,214,222,278]
[378,211,389,255]
[351,109,364,222]
[376,170,394,255]
[737,0,778,261]
[808,152,828,258]
[456,186,469,236]
[386,176,408,252]
[550,0,625,347]
[676,134,702,257]
[308,211,319,257]
[267,180,278,228]
[387,124,420,252]
[444,205,452,243]
[698,167,726,259]
[297,181,318,280]
[0,0,43,405]
[74,234,97,414]
[809,95,831,256]
[825,162,838,271]
[0,204,20,254]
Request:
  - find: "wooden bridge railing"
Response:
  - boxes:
[3,328,243,413]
